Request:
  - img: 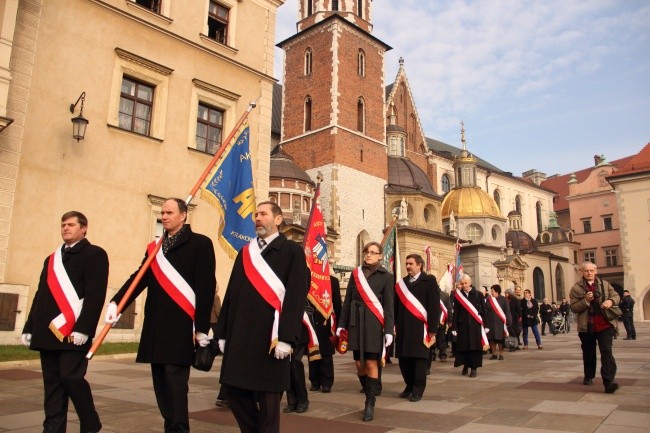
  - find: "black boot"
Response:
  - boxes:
[358,374,367,393]
[363,377,380,422]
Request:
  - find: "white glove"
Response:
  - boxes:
[274,341,292,359]
[384,334,393,347]
[104,302,121,326]
[336,327,344,337]
[195,332,210,348]
[218,339,226,353]
[21,333,32,347]
[485,328,490,333]
[70,332,89,346]
[452,330,457,336]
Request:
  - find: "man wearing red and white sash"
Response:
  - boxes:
[394,254,440,402]
[452,273,487,378]
[22,211,108,433]
[216,202,309,433]
[107,198,216,433]
[485,285,512,360]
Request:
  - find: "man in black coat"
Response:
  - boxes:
[395,254,440,402]
[452,274,486,378]
[22,211,108,433]
[106,198,216,433]
[620,290,636,340]
[215,202,309,433]
[540,298,555,335]
[308,275,342,393]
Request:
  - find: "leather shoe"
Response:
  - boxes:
[399,390,412,398]
[462,366,469,376]
[309,385,321,392]
[321,386,331,393]
[583,378,593,385]
[604,382,619,394]
[215,399,230,407]
[282,405,296,413]
[295,403,309,413]
[469,369,477,378]
[489,354,497,360]
[623,337,632,340]
[409,395,422,402]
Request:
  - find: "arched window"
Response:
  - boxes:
[536,201,543,234]
[304,48,312,75]
[533,267,545,300]
[356,230,370,266]
[515,195,522,214]
[410,114,417,146]
[441,174,451,193]
[357,97,365,133]
[357,49,365,76]
[555,264,565,300]
[357,0,363,17]
[304,96,312,132]
[493,189,501,211]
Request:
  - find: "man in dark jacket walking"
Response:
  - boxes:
[620,290,636,340]
[215,202,309,433]
[106,198,216,433]
[540,298,556,335]
[23,211,108,433]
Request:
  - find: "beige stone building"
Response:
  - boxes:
[0,0,283,344]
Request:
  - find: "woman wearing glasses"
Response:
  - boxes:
[337,241,394,422]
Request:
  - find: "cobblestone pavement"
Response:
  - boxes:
[1,322,649,433]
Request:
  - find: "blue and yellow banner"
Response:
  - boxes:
[201,125,256,259]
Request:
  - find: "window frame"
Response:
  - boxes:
[358,49,365,76]
[605,248,618,267]
[583,250,596,264]
[304,48,312,75]
[207,1,230,45]
[119,76,155,136]
[357,97,365,133]
[582,218,592,234]
[603,215,613,231]
[304,96,312,132]
[441,174,451,193]
[195,103,225,155]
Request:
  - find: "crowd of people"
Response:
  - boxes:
[20,204,636,432]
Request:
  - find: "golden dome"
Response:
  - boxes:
[441,187,502,218]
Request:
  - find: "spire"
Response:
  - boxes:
[460,121,467,152]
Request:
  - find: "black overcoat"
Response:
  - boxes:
[452,288,486,352]
[308,276,342,357]
[215,233,309,393]
[395,273,440,359]
[508,295,522,335]
[112,225,216,366]
[485,295,512,341]
[338,266,394,354]
[521,298,540,327]
[23,239,109,351]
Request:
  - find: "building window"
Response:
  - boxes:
[358,49,365,76]
[307,0,312,15]
[135,0,161,13]
[357,98,365,133]
[582,219,592,233]
[119,76,154,135]
[208,2,229,44]
[515,195,522,214]
[304,96,312,132]
[603,215,612,230]
[304,48,312,75]
[533,267,545,300]
[493,189,501,210]
[465,223,483,242]
[536,201,543,234]
[583,250,596,264]
[357,0,363,17]
[196,103,224,155]
[441,174,451,193]
[605,248,618,267]
[555,264,565,300]
[388,136,405,157]
[332,0,339,11]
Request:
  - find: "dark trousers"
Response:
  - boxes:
[541,319,556,335]
[308,354,334,388]
[286,344,308,407]
[40,350,101,433]
[151,363,190,433]
[398,357,428,397]
[623,316,636,339]
[578,328,617,384]
[225,384,282,433]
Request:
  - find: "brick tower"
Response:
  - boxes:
[278,0,391,268]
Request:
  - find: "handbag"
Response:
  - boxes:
[192,339,219,371]
[504,336,518,350]
[603,305,622,322]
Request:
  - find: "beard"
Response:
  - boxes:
[256,225,268,237]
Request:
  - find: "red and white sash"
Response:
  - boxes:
[242,239,286,352]
[302,312,321,361]
[454,289,489,346]
[47,246,83,341]
[395,279,433,347]
[440,300,448,325]
[488,295,509,337]
[352,268,387,361]
[148,239,195,320]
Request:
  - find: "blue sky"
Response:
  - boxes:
[274,0,650,176]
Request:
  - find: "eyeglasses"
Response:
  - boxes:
[364,251,381,256]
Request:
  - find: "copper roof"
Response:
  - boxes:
[386,156,438,197]
[270,145,315,185]
[506,229,537,253]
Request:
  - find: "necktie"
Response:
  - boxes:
[63,246,71,255]
[258,238,267,250]
[409,277,416,283]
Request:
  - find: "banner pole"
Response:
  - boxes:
[87,102,256,360]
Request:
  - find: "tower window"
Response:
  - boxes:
[358,49,365,76]
[357,0,363,18]
[304,48,312,75]
[357,98,365,133]
[304,96,312,132]
[332,0,339,11]
[307,0,313,16]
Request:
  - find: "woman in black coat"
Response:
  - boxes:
[452,275,486,378]
[338,241,394,422]
[520,289,543,349]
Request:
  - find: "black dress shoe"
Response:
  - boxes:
[604,382,619,394]
[583,378,593,385]
[295,402,309,413]
[462,366,469,376]
[283,406,296,413]
[399,390,412,398]
[489,354,497,360]
[215,399,230,407]
[409,395,422,402]
[469,369,477,378]
[309,385,321,392]
[321,386,331,393]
